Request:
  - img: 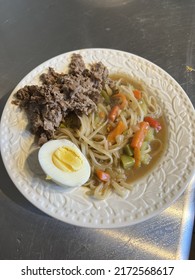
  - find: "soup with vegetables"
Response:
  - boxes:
[110,74,167,184]
[57,73,166,199]
[13,53,166,199]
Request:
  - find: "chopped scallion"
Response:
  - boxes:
[120,155,135,169]
[123,145,134,156]
[101,90,110,103]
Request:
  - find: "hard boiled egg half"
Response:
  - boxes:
[38,139,91,188]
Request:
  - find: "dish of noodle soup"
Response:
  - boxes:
[12,53,166,200]
[1,49,194,227]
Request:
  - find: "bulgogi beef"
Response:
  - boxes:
[13,53,113,145]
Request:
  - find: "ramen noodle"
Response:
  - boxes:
[56,73,165,199]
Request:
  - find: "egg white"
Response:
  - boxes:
[38,139,91,188]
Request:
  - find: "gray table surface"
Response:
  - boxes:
[0,0,195,260]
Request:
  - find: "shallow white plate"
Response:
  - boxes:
[1,49,195,228]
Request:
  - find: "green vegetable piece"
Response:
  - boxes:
[141,141,149,153]
[123,145,134,156]
[141,153,152,165]
[101,90,110,103]
[121,155,135,169]
[145,127,154,142]
[59,123,66,128]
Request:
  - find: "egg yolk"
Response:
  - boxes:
[52,146,83,172]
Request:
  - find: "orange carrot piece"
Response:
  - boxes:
[107,120,126,144]
[144,116,162,132]
[133,89,142,100]
[112,93,128,109]
[108,105,120,122]
[96,169,110,182]
[134,147,141,168]
[131,121,149,149]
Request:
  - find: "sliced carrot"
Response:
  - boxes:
[133,89,142,100]
[96,169,110,182]
[134,147,141,168]
[107,120,126,144]
[108,105,120,122]
[112,93,128,109]
[144,116,162,132]
[131,121,149,149]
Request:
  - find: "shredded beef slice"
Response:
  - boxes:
[13,53,110,144]
[15,85,66,145]
[68,53,86,75]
